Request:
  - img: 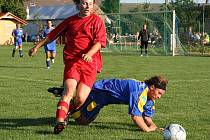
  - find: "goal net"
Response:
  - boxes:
[100,10,187,56]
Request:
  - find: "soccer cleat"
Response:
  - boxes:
[47,67,51,69]
[20,55,23,57]
[54,122,65,134]
[140,54,143,57]
[48,87,64,97]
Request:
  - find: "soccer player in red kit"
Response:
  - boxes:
[28,0,106,134]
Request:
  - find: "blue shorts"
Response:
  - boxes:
[14,38,22,46]
[72,90,122,124]
[44,41,56,53]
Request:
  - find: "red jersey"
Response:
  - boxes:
[47,14,106,72]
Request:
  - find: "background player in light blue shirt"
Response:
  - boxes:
[12,24,24,57]
[49,75,168,133]
[43,20,56,69]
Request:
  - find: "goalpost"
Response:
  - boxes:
[172,10,176,56]
[101,10,187,56]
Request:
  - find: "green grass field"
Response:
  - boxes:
[0,43,210,140]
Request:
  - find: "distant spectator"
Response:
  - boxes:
[188,26,193,44]
[149,27,161,46]
[192,32,201,44]
[202,32,209,45]
[27,34,30,42]
[31,35,36,43]
[113,33,120,43]
[36,35,40,42]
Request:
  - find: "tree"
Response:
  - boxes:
[142,2,150,11]
[100,0,119,13]
[0,0,3,12]
[161,0,201,32]
[1,0,26,19]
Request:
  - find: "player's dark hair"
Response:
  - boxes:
[73,0,96,4]
[144,76,168,90]
[46,19,52,22]
[73,0,79,4]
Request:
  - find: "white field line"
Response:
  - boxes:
[0,75,61,84]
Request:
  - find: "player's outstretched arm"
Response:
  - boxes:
[28,37,50,56]
[131,115,157,132]
[143,116,162,131]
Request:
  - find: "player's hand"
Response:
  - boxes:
[28,47,38,57]
[148,125,158,132]
[82,54,92,62]
[156,127,164,132]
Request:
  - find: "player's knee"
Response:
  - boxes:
[63,85,76,96]
[74,96,86,107]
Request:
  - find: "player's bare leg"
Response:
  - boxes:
[63,83,91,126]
[19,45,23,57]
[74,83,91,109]
[54,79,77,134]
[51,52,56,63]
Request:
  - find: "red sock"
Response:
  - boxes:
[56,101,69,121]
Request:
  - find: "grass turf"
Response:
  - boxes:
[0,43,210,140]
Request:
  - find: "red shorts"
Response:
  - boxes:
[64,59,97,88]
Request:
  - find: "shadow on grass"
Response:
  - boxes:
[35,120,138,135]
[0,117,56,135]
[0,117,55,129]
[0,117,139,135]
[89,121,138,132]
